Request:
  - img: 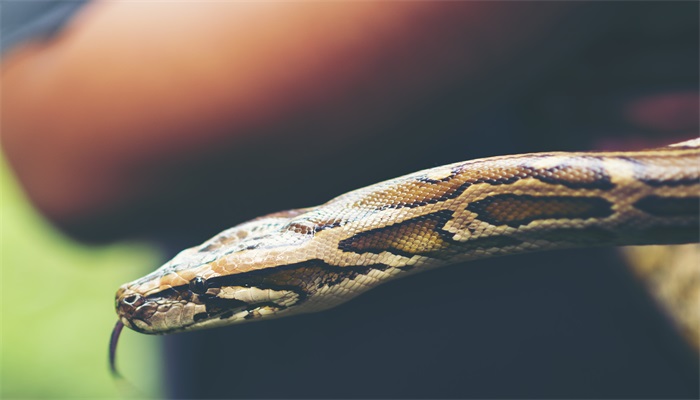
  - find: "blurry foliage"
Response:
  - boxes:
[1,156,162,398]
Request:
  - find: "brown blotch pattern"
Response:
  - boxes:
[466,194,614,227]
[525,157,613,190]
[634,195,700,217]
[209,260,388,296]
[199,234,241,252]
[352,156,613,211]
[339,211,454,257]
[422,235,522,260]
[624,154,700,187]
[285,218,342,235]
[285,222,316,236]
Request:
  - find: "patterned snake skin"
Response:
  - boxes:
[114,139,699,336]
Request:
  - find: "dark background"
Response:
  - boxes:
[3,1,697,398]
[152,2,699,398]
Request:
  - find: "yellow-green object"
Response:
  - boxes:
[622,244,700,352]
[1,156,162,399]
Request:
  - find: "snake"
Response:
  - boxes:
[110,139,699,374]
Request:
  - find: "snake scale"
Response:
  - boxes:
[111,139,699,372]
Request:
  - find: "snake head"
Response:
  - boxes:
[115,269,307,334]
[114,209,404,334]
[114,254,395,334]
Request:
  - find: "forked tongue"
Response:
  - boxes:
[109,320,148,397]
[109,320,125,378]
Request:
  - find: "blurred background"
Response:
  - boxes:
[1,1,698,399]
[1,159,162,397]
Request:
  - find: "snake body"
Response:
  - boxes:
[114,139,699,335]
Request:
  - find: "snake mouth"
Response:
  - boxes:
[116,280,298,333]
[118,315,153,334]
[115,289,247,334]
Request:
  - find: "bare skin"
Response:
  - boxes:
[1,2,577,228]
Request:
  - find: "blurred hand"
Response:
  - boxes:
[1,2,576,233]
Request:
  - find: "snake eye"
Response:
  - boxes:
[189,276,208,295]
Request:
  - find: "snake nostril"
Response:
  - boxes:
[123,295,138,305]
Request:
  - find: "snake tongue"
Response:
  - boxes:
[109,320,125,378]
